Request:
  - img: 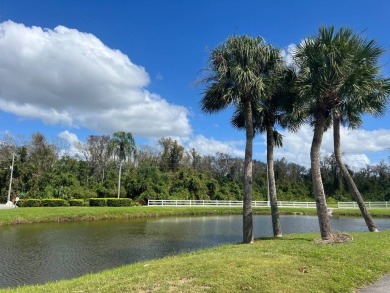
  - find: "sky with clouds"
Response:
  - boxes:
[0,0,389,170]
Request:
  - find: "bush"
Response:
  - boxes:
[41,199,66,207]
[106,198,133,207]
[17,199,41,207]
[69,199,85,206]
[89,198,107,207]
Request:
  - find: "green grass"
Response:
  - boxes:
[0,206,389,226]
[2,230,390,292]
[0,206,243,225]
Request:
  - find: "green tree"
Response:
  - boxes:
[330,28,390,232]
[26,132,58,197]
[201,35,279,243]
[232,64,300,237]
[294,27,338,240]
[294,26,390,239]
[158,138,185,172]
[108,132,137,198]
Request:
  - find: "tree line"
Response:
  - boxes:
[0,131,388,205]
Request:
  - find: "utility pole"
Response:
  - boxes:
[7,153,15,205]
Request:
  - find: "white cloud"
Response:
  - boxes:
[274,125,390,170]
[58,130,79,144]
[57,130,82,157]
[281,43,296,67]
[187,135,245,157]
[0,21,191,137]
[343,154,371,170]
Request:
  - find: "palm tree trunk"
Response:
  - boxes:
[311,114,332,240]
[333,113,378,232]
[266,125,282,237]
[243,100,254,244]
[117,161,122,199]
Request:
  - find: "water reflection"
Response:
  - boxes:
[0,215,389,288]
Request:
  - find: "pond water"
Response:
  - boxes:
[1,214,390,288]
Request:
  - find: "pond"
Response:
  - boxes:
[1,214,390,288]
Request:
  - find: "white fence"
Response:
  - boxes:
[338,202,390,209]
[148,200,317,208]
[148,200,390,209]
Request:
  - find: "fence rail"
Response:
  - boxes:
[147,200,317,208]
[338,202,390,209]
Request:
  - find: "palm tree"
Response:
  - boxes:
[201,35,279,243]
[232,65,301,237]
[331,35,390,232]
[108,131,137,198]
[295,26,390,240]
[294,27,344,240]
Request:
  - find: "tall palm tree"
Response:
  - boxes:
[331,36,390,232]
[294,27,344,240]
[201,35,279,243]
[232,65,302,237]
[108,131,137,198]
[295,26,390,240]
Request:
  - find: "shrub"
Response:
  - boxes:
[69,199,85,206]
[107,198,133,207]
[17,199,41,207]
[89,198,107,207]
[41,199,66,207]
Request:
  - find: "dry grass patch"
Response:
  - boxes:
[314,231,353,244]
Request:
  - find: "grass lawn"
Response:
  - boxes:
[1,230,389,292]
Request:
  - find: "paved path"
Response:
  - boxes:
[358,273,390,292]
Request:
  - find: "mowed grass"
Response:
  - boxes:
[0,205,389,226]
[0,206,245,225]
[1,230,390,292]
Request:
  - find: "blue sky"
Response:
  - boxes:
[0,0,389,169]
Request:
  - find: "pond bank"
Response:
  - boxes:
[0,206,389,226]
[1,230,390,292]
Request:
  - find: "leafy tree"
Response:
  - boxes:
[79,135,111,183]
[201,35,280,243]
[26,132,58,197]
[108,132,137,198]
[158,138,185,172]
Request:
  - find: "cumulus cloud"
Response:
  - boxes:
[187,135,245,157]
[0,21,191,137]
[58,130,79,144]
[274,125,390,170]
[57,130,82,157]
[281,43,296,67]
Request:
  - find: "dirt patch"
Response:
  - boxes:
[314,231,353,244]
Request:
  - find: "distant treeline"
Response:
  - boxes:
[1,132,389,203]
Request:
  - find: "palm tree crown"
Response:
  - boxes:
[108,131,137,198]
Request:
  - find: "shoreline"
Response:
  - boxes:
[0,206,389,226]
[1,230,389,292]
